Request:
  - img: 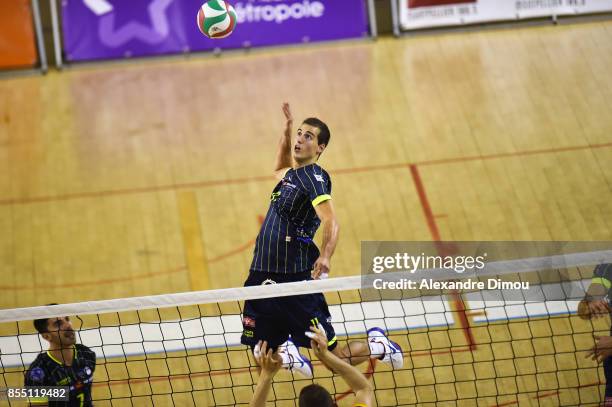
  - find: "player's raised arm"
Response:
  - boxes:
[274,102,293,179]
[250,341,282,407]
[313,200,339,279]
[307,325,373,406]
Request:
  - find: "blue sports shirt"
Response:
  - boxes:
[250,163,332,274]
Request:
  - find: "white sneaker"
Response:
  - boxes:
[367,327,403,369]
[278,339,313,378]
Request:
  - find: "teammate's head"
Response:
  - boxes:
[298,384,335,407]
[293,118,331,165]
[34,304,76,347]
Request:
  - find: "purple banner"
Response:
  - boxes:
[61,0,369,61]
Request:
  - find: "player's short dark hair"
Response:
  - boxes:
[298,384,335,407]
[34,303,59,334]
[302,118,330,148]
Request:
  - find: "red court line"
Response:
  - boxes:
[0,266,187,291]
[208,215,263,263]
[491,382,603,406]
[331,162,410,175]
[533,391,559,399]
[449,292,477,350]
[577,381,604,389]
[409,164,441,241]
[208,239,256,264]
[409,346,472,357]
[495,398,527,407]
[494,398,519,407]
[417,141,612,167]
[409,164,476,349]
[0,174,276,206]
[1,142,610,206]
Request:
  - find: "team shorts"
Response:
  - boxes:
[240,270,338,351]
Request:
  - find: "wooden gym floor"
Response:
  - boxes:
[0,20,611,406]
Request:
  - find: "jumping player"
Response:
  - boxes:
[240,103,403,377]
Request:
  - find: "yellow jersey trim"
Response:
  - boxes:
[328,336,337,346]
[592,277,611,289]
[312,194,331,207]
[46,351,63,365]
[47,345,76,365]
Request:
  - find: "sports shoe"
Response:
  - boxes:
[278,339,313,378]
[367,327,404,369]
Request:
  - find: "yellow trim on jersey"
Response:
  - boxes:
[328,336,337,346]
[47,351,63,365]
[47,345,76,365]
[592,277,611,289]
[312,194,331,207]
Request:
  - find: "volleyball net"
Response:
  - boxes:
[1,249,612,406]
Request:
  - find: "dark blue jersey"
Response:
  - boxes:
[24,343,96,406]
[592,263,612,299]
[250,163,332,274]
[592,264,612,337]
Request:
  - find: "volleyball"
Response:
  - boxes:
[197,0,237,39]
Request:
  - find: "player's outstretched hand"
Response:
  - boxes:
[254,341,282,376]
[282,102,293,138]
[313,256,330,280]
[586,336,612,362]
[305,323,329,359]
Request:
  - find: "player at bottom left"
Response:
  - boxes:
[24,305,96,407]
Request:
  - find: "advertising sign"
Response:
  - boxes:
[400,0,612,30]
[62,0,369,61]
